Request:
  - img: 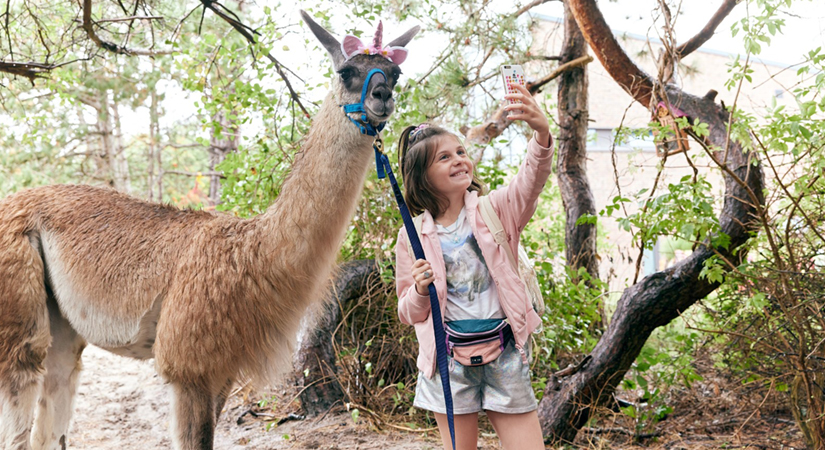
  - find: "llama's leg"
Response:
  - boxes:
[0,369,44,450]
[170,381,216,450]
[213,378,233,424]
[0,236,50,450]
[30,300,86,450]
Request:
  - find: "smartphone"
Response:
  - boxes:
[500,64,526,117]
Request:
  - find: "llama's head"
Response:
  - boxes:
[301,11,419,127]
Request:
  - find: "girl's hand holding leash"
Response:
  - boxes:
[504,83,551,147]
[411,258,434,295]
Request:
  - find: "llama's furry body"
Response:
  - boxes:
[0,12,418,448]
[0,90,370,379]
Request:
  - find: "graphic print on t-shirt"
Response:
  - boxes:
[436,208,505,321]
[442,234,492,303]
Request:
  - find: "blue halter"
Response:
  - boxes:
[341,68,388,137]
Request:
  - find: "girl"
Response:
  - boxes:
[396,83,553,450]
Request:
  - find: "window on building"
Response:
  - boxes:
[587,128,656,152]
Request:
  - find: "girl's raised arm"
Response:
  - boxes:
[487,83,555,245]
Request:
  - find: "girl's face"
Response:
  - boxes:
[425,135,474,198]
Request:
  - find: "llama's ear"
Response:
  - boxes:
[300,10,345,69]
[386,25,421,49]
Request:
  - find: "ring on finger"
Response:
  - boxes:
[423,271,430,279]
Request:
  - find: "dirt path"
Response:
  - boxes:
[65,346,805,449]
[67,346,451,449]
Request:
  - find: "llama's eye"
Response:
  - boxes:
[338,68,356,82]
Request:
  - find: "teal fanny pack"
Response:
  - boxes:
[444,319,512,366]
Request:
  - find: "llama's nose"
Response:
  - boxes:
[371,85,392,102]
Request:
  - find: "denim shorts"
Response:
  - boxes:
[413,340,537,415]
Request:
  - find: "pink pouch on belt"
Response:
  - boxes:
[444,319,512,366]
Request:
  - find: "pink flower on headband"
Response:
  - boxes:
[410,123,429,140]
[341,21,409,65]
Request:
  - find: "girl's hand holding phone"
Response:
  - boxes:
[504,83,551,147]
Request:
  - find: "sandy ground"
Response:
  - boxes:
[61,346,808,449]
[66,346,456,450]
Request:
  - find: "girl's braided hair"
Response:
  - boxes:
[397,123,485,218]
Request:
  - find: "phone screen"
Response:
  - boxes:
[501,65,525,116]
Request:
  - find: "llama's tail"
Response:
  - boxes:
[0,194,51,448]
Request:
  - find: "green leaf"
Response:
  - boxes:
[621,405,637,419]
[750,292,768,310]
[575,213,597,226]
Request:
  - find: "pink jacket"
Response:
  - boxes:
[395,133,555,378]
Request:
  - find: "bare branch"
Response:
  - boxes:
[96,15,164,24]
[163,170,224,178]
[199,0,310,117]
[529,54,593,92]
[567,0,655,106]
[0,61,54,81]
[515,0,559,18]
[0,53,100,83]
[416,50,452,84]
[676,0,739,58]
[164,143,205,149]
[532,55,562,61]
[82,0,172,56]
[4,0,13,61]
[752,132,825,245]
[171,3,203,42]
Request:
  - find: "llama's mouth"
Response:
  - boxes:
[364,101,394,124]
[365,110,392,125]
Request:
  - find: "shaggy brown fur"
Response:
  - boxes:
[0,12,418,450]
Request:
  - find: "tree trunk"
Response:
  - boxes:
[555,1,598,283]
[154,90,163,201]
[294,259,379,416]
[95,90,130,192]
[541,88,764,443]
[538,0,764,443]
[111,98,131,193]
[208,107,239,206]
[148,66,160,201]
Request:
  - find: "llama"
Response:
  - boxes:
[0,11,418,450]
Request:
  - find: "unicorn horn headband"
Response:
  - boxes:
[341,21,409,65]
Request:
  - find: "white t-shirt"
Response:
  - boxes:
[435,207,505,322]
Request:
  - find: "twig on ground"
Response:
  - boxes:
[582,426,661,439]
[236,408,277,424]
[277,413,305,425]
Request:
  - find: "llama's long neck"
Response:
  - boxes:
[257,91,376,284]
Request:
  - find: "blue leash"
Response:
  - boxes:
[373,137,456,450]
[342,69,455,450]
